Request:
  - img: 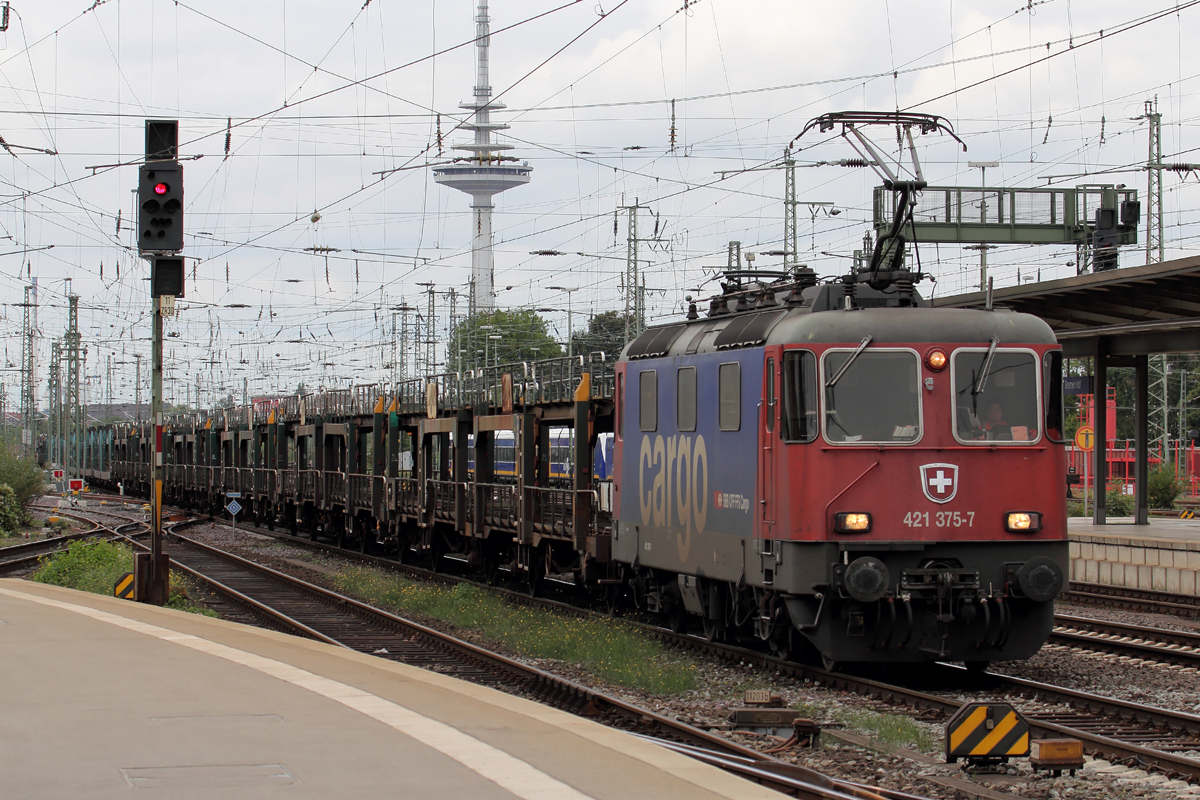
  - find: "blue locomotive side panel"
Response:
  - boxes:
[618,349,761,558]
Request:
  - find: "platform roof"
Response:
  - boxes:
[930,254,1200,357]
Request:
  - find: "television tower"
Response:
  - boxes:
[433,0,532,312]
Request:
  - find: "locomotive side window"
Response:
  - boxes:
[719,363,741,431]
[677,367,697,432]
[1043,351,1066,443]
[615,372,623,440]
[765,358,776,433]
[639,370,657,432]
[823,350,920,443]
[781,351,817,442]
[952,349,1040,444]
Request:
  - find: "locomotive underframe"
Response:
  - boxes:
[613,517,1065,663]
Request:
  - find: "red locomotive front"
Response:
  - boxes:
[756,307,1067,668]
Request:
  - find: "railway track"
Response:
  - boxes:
[69,496,1200,785]
[1065,580,1200,618]
[1051,613,1200,666]
[77,514,903,800]
[0,504,147,575]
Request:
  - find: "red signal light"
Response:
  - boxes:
[154,182,169,195]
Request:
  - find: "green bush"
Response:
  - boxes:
[1104,486,1133,517]
[0,445,45,521]
[1066,487,1134,517]
[0,483,22,533]
[32,540,216,616]
[32,539,134,595]
[1149,465,1181,509]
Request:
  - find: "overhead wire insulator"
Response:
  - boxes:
[835,158,870,168]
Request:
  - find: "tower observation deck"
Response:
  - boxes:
[433,0,532,311]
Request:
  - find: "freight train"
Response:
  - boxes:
[83,262,1067,670]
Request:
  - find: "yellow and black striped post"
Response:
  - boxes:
[113,572,135,600]
[945,702,1030,765]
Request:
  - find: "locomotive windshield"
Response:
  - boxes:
[823,350,921,443]
[953,349,1040,443]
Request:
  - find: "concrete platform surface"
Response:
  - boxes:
[0,579,780,799]
[1069,516,1200,547]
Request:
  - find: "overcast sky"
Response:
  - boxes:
[0,0,1195,407]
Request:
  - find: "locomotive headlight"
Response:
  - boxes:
[1005,511,1043,532]
[925,348,948,371]
[834,512,872,532]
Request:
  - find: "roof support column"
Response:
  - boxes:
[1135,355,1150,524]
[1093,338,1108,525]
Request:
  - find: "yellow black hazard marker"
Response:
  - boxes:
[1181,509,1196,519]
[113,572,135,600]
[945,702,1030,765]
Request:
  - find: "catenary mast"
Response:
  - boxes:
[433,0,532,312]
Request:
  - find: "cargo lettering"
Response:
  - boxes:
[639,433,708,554]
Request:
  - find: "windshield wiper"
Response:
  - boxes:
[973,337,1000,395]
[826,336,873,388]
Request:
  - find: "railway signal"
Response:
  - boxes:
[137,119,179,606]
[138,161,183,253]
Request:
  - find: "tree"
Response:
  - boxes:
[570,310,630,362]
[0,443,47,520]
[448,310,562,373]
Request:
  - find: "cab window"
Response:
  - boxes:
[952,349,1040,443]
[823,350,920,443]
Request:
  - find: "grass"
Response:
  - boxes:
[333,566,697,694]
[832,708,935,753]
[789,700,824,718]
[31,539,217,617]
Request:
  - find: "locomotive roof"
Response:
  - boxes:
[624,305,1057,360]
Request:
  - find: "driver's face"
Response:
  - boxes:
[987,404,1004,423]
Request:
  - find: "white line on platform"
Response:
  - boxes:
[0,585,594,800]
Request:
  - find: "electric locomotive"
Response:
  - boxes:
[612,112,1067,668]
[612,271,1067,667]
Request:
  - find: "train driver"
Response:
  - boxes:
[978,402,1011,441]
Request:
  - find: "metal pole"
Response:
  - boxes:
[151,292,165,602]
[1083,441,1090,518]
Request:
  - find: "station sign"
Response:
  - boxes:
[1063,376,1092,395]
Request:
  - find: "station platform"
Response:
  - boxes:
[1068,517,1200,595]
[0,580,779,799]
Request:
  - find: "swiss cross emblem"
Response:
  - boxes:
[919,463,959,504]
